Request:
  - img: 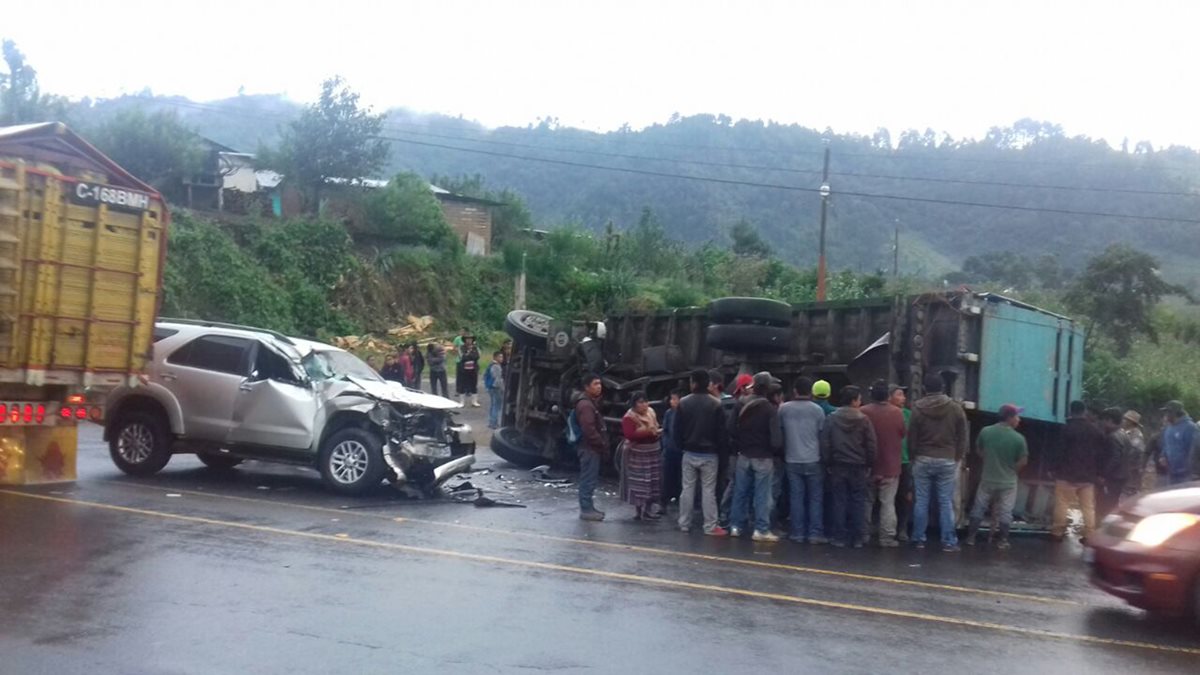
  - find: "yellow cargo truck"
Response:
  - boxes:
[0,123,167,485]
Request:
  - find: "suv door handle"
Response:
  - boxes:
[160,373,177,382]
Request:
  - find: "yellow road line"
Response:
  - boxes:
[94,479,1077,606]
[1,489,1194,657]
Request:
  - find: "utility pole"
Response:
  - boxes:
[816,144,831,302]
[893,219,900,280]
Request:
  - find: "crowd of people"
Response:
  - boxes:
[573,368,1199,550]
[378,331,514,429]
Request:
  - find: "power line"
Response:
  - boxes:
[375,134,1200,226]
[123,96,1200,224]
[380,125,1200,199]
[146,95,1187,176]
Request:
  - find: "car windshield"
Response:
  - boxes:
[302,349,382,382]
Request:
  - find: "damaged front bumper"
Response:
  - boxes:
[380,424,476,493]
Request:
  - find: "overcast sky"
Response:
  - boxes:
[6,0,1200,148]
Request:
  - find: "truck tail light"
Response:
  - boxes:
[0,404,7,422]
[60,406,72,419]
[75,407,87,420]
[23,404,33,423]
[67,394,85,405]
[10,406,19,423]
[35,404,45,424]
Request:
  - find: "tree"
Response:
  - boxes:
[89,108,205,199]
[627,206,677,274]
[364,172,457,249]
[261,77,388,213]
[0,39,67,125]
[1065,245,1190,356]
[730,219,771,258]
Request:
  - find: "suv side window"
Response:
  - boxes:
[153,327,179,342]
[253,342,301,384]
[168,335,253,376]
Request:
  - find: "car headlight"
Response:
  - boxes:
[1127,513,1200,547]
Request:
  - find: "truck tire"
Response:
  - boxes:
[108,411,172,476]
[705,324,792,354]
[491,427,550,468]
[318,427,386,496]
[708,297,793,327]
[505,310,554,351]
[197,451,243,471]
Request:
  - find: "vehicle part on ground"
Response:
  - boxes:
[196,451,243,470]
[491,427,551,468]
[705,324,792,354]
[108,411,172,476]
[505,310,554,351]
[318,427,387,495]
[707,297,793,327]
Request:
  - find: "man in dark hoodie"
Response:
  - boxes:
[729,372,784,541]
[820,385,877,548]
[1050,400,1107,541]
[909,373,969,552]
[575,373,609,522]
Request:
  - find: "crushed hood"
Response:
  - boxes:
[346,376,461,410]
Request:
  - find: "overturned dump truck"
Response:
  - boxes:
[494,292,1085,529]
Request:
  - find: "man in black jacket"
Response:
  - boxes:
[1050,401,1107,542]
[728,372,784,541]
[821,385,878,548]
[674,370,729,536]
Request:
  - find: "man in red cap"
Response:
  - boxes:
[966,404,1028,548]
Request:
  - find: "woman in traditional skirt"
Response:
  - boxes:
[620,392,663,520]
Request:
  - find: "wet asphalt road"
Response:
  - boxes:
[2,409,1199,674]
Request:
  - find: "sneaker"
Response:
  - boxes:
[878,538,900,548]
[579,510,605,522]
[964,535,977,547]
[897,532,909,542]
[808,536,829,545]
[788,536,806,544]
[730,527,743,538]
[996,539,1012,550]
[914,541,926,550]
[679,525,691,533]
[942,544,962,553]
[706,526,729,537]
[752,531,781,542]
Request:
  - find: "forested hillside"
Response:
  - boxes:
[57,94,1200,285]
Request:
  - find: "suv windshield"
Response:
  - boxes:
[303,349,382,382]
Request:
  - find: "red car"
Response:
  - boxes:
[1087,483,1200,625]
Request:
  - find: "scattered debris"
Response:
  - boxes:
[470,468,494,477]
[530,465,571,483]
[448,481,477,493]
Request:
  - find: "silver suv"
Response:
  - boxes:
[104,320,474,495]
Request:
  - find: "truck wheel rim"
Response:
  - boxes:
[118,424,154,464]
[330,441,370,484]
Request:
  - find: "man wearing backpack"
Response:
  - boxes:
[485,351,505,430]
[576,373,609,521]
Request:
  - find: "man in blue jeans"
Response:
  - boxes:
[780,377,827,544]
[729,372,784,541]
[575,373,608,521]
[485,351,505,429]
[908,373,969,552]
